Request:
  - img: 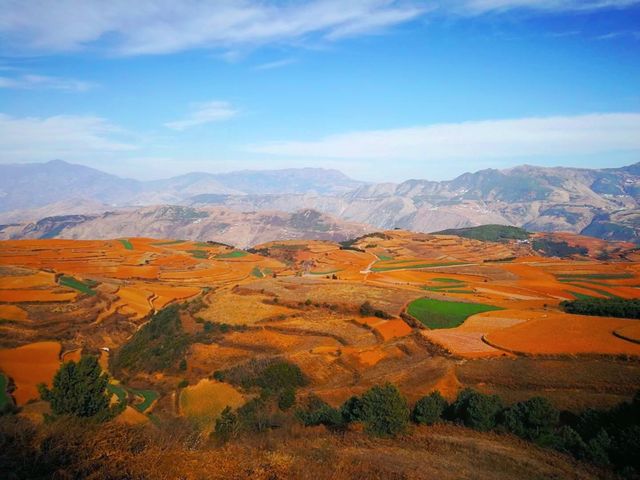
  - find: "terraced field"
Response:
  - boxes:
[0,229,639,426]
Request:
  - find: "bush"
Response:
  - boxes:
[278,387,296,411]
[359,301,392,319]
[39,356,114,420]
[412,391,447,425]
[541,425,587,458]
[359,383,409,437]
[340,395,364,423]
[243,360,307,392]
[214,406,240,442]
[499,396,559,440]
[236,397,273,433]
[296,395,343,429]
[448,388,502,431]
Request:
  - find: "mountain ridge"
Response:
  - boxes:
[2,159,640,243]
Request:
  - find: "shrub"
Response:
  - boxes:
[499,396,559,440]
[359,383,410,437]
[178,379,189,389]
[359,301,392,319]
[448,388,502,431]
[412,391,447,425]
[254,361,307,392]
[340,395,364,423]
[296,395,343,429]
[39,356,113,420]
[278,387,296,411]
[236,397,272,433]
[214,406,240,442]
[541,426,587,458]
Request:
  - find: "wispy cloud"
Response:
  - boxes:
[0,1,428,56]
[444,0,640,15]
[596,30,640,40]
[247,113,640,162]
[0,113,137,161]
[165,101,239,131]
[0,74,96,91]
[253,58,297,71]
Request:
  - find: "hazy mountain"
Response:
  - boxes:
[0,206,371,248]
[0,160,143,212]
[0,160,364,215]
[2,160,640,243]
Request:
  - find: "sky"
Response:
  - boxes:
[1,0,639,182]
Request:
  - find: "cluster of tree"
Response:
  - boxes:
[111,305,190,375]
[213,362,308,441]
[214,359,307,418]
[359,301,392,319]
[532,239,588,258]
[560,297,640,320]
[296,383,410,437]
[291,385,640,476]
[436,225,530,242]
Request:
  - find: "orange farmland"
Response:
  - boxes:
[0,230,639,426]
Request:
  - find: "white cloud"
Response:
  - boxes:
[0,0,427,56]
[164,101,238,131]
[0,113,137,162]
[0,74,96,91]
[247,113,640,162]
[444,0,640,15]
[253,58,297,71]
[1,1,638,57]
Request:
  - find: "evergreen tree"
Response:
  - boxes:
[39,356,112,420]
[412,391,448,425]
[360,383,410,437]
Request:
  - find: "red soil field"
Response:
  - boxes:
[0,341,61,404]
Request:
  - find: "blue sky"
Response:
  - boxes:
[1,0,639,182]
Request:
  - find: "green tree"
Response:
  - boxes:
[340,395,364,423]
[39,356,113,420]
[278,387,296,411]
[500,396,559,440]
[360,383,410,437]
[296,395,343,429]
[449,388,502,431]
[412,391,447,425]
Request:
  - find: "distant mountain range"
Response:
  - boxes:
[1,159,639,245]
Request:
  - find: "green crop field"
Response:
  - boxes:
[432,278,465,284]
[59,275,97,296]
[187,249,208,259]
[309,270,340,275]
[568,291,601,301]
[556,273,633,281]
[152,240,185,246]
[407,298,502,329]
[216,250,248,259]
[371,261,465,272]
[376,254,393,261]
[107,383,128,405]
[118,239,134,250]
[566,284,621,299]
[128,388,159,412]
